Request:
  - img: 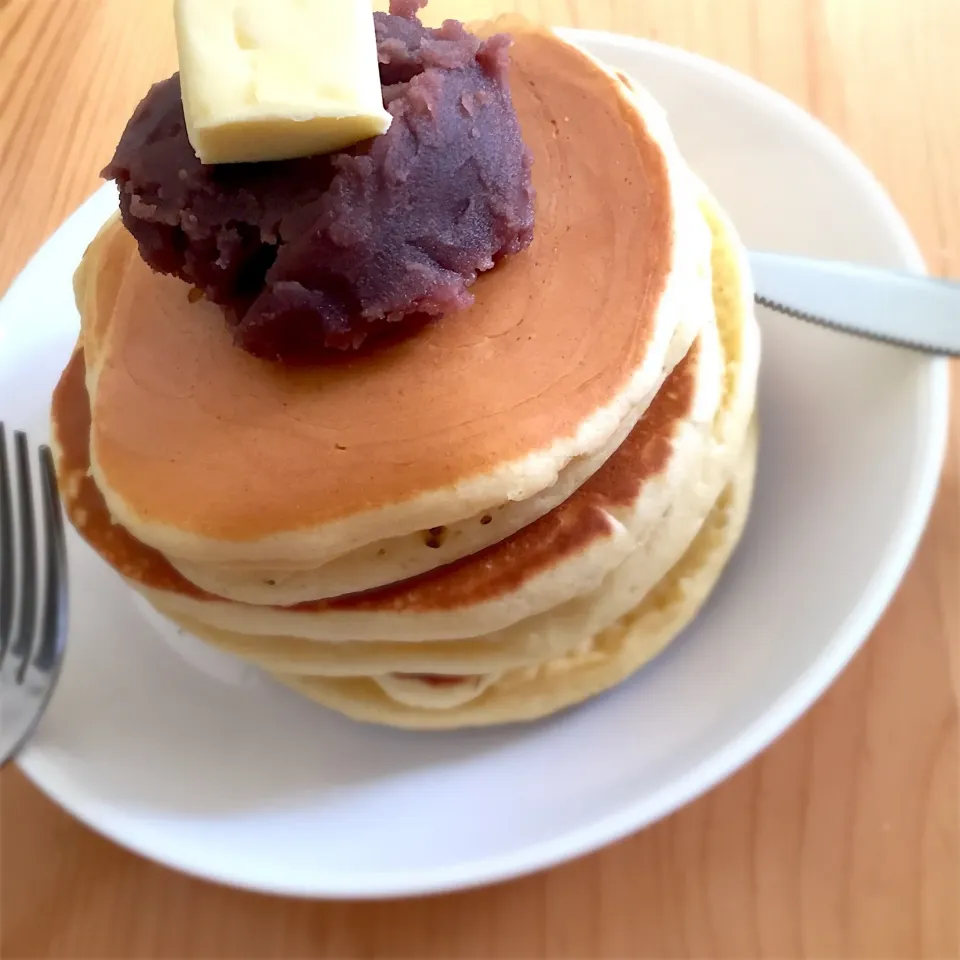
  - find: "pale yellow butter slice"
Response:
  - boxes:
[174,0,392,164]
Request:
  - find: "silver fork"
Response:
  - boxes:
[0,423,68,767]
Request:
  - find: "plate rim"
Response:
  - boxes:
[11,29,951,899]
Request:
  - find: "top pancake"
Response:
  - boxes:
[51,185,756,652]
[78,22,710,565]
[52,311,720,637]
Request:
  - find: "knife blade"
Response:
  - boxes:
[748,251,960,356]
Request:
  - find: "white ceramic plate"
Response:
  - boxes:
[0,31,948,898]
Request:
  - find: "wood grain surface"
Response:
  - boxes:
[1,1,957,957]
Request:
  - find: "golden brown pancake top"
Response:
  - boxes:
[84,26,674,543]
[53,332,699,612]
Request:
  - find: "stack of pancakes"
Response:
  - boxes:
[52,23,760,728]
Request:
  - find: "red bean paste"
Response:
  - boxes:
[102,0,535,362]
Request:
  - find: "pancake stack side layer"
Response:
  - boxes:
[52,22,760,729]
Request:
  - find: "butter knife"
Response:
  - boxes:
[748,252,960,357]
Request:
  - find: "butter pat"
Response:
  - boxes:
[174,0,392,164]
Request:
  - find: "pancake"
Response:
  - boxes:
[53,303,722,644]
[72,212,707,607]
[167,409,642,605]
[77,22,711,567]
[51,32,761,728]
[162,424,754,683]
[153,420,756,720]
[273,421,758,727]
[120,178,755,643]
[53,181,758,692]
[152,319,729,674]
[166,284,718,609]
[136,183,759,722]
[138,304,725,642]
[164,283,709,606]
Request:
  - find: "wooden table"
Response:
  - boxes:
[1,1,957,956]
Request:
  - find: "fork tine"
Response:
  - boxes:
[11,431,38,682]
[34,446,67,673]
[0,424,14,657]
